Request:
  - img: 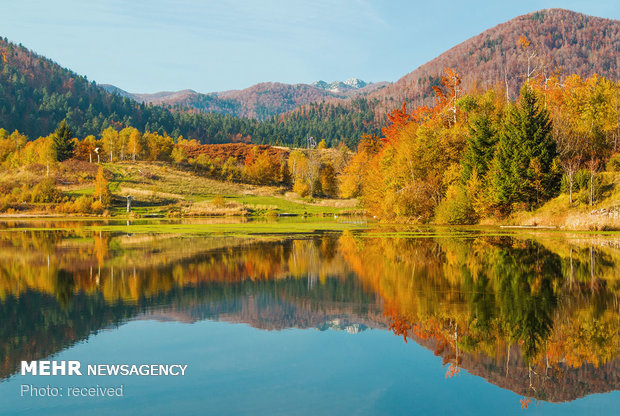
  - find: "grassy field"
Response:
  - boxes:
[59,161,361,218]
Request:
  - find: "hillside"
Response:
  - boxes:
[0,33,379,147]
[251,8,620,146]
[101,79,388,120]
[0,37,259,142]
[366,9,619,110]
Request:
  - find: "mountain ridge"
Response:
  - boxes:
[364,8,619,110]
[100,79,389,120]
[0,8,617,146]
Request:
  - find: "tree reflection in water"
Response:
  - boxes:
[339,231,620,403]
[0,228,618,405]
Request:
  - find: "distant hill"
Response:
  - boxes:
[101,79,388,120]
[365,9,619,111]
[0,38,259,142]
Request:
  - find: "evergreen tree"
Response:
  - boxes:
[462,114,497,181]
[492,85,559,210]
[52,120,75,161]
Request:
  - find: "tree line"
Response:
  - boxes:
[339,68,619,223]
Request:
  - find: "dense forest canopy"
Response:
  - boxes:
[0,37,380,147]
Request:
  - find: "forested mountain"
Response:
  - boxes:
[101,79,387,120]
[255,8,619,146]
[0,36,266,142]
[365,8,619,112]
[0,8,617,148]
[0,33,381,146]
[274,8,619,145]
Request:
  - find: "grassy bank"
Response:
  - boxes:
[507,172,620,231]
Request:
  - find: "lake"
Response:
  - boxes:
[0,219,618,415]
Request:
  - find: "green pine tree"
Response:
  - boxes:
[53,120,75,161]
[492,85,559,210]
[462,114,498,181]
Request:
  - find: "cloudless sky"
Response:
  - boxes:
[0,0,617,93]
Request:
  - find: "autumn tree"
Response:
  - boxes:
[144,132,174,161]
[518,35,538,81]
[339,134,380,198]
[289,150,311,196]
[552,107,584,204]
[119,127,141,161]
[244,150,280,185]
[319,163,338,197]
[432,68,462,126]
[93,165,111,205]
[567,75,615,205]
[127,127,144,161]
[101,127,119,162]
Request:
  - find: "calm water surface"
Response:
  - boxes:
[0,220,618,415]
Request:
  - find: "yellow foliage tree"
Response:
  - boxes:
[93,166,111,206]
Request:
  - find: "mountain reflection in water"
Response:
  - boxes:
[0,227,618,406]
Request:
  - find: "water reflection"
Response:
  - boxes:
[340,231,620,403]
[0,227,618,407]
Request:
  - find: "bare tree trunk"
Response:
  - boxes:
[569,170,574,204]
[505,344,510,377]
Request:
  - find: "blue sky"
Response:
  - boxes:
[0,1,617,93]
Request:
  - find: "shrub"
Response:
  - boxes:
[435,185,477,225]
[91,200,104,214]
[74,195,92,213]
[607,153,620,172]
[212,195,226,208]
[171,146,188,164]
[55,201,74,213]
[31,178,63,203]
[293,180,310,197]
[0,197,9,212]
